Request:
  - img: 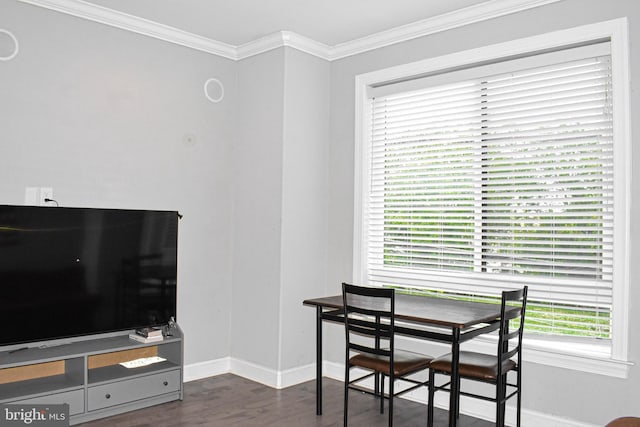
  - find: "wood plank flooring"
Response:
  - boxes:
[78,374,494,427]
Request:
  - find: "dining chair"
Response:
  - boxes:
[427,286,528,427]
[342,283,433,426]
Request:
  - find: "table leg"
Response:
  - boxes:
[449,328,460,427]
[316,305,323,415]
[375,321,380,397]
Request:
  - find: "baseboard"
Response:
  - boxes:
[184,357,316,390]
[184,358,599,427]
[276,363,316,389]
[183,357,231,382]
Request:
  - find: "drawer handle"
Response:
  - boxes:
[163,381,169,386]
[105,393,111,399]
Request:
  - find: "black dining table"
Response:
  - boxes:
[304,292,512,426]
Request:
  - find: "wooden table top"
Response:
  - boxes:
[304,293,508,329]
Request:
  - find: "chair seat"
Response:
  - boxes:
[606,417,640,427]
[350,349,432,376]
[430,351,517,381]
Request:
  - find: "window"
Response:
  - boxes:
[354,20,630,376]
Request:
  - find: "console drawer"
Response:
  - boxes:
[11,389,85,415]
[88,370,180,411]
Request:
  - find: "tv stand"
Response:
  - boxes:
[0,327,183,425]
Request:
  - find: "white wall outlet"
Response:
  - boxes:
[40,187,53,206]
[25,187,39,205]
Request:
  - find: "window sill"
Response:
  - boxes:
[459,335,632,379]
[398,332,631,378]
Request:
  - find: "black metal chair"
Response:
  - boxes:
[342,282,433,426]
[427,286,528,427]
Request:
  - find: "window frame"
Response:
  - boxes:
[353,18,631,377]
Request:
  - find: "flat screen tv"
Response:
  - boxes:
[0,204,178,347]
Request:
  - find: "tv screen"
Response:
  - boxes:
[0,204,178,347]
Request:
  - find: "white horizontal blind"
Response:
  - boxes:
[367,44,613,338]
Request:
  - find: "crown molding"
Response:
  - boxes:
[280,31,332,61]
[19,0,564,61]
[18,0,238,59]
[236,31,332,61]
[329,0,564,60]
[234,31,285,59]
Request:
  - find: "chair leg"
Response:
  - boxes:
[496,382,501,427]
[456,375,461,421]
[495,386,501,427]
[501,376,508,426]
[380,373,385,414]
[516,371,522,427]
[427,369,435,427]
[344,364,349,427]
[496,374,507,427]
[388,374,394,427]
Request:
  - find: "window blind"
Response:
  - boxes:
[367,43,613,338]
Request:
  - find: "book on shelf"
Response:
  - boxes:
[129,333,164,344]
[135,327,163,338]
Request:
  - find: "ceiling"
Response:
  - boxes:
[80,0,492,47]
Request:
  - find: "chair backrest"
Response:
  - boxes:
[342,283,395,361]
[497,286,528,373]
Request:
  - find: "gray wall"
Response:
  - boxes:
[278,47,330,371]
[0,0,236,365]
[325,0,639,424]
[231,48,285,370]
[230,47,330,374]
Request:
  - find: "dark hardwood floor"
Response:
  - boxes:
[78,374,494,426]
